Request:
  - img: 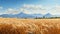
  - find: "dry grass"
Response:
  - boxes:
[0,18,60,34]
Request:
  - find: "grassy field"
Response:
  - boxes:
[0,18,60,34]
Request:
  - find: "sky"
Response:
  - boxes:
[0,0,60,15]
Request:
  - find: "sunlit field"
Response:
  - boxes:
[0,18,60,34]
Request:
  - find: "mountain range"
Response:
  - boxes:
[0,12,59,18]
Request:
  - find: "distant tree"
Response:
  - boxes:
[43,16,45,18]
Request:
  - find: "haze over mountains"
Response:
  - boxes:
[0,12,59,18]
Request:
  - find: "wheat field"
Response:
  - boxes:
[0,18,60,34]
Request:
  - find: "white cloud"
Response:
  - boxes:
[4,8,20,14]
[0,4,60,15]
[20,4,60,15]
[49,5,60,15]
[5,4,46,14]
[20,4,48,14]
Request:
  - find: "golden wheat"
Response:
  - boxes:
[0,18,60,34]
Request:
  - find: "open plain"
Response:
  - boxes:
[0,18,60,34]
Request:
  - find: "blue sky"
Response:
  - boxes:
[0,0,57,8]
[0,0,60,15]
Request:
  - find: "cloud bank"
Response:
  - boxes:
[0,4,60,15]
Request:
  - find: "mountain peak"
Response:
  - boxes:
[20,12,24,14]
[45,13,51,15]
[44,13,52,17]
[17,12,26,15]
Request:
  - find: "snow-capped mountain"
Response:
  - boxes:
[0,12,60,18]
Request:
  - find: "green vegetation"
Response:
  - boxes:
[35,16,60,19]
